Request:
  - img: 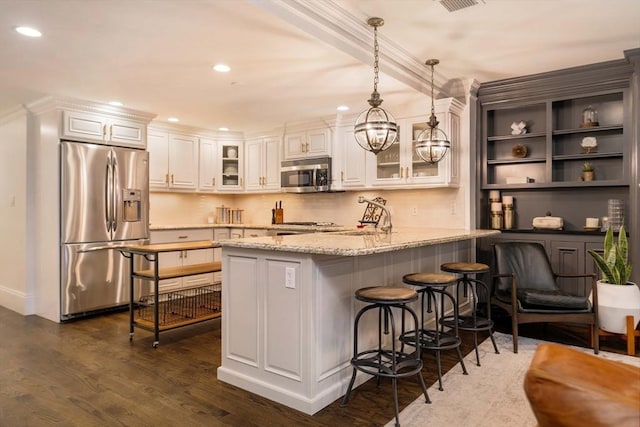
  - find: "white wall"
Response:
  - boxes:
[0,107,29,314]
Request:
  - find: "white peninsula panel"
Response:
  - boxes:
[217,228,499,414]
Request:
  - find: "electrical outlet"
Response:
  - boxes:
[285,267,296,289]
[450,203,457,214]
[411,207,418,216]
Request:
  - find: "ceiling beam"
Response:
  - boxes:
[248,0,454,99]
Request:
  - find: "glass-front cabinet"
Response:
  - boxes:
[370,98,462,188]
[217,139,243,191]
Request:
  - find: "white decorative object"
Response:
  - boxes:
[227,147,237,158]
[532,216,563,230]
[506,176,534,184]
[510,121,527,135]
[595,281,640,334]
[581,136,598,154]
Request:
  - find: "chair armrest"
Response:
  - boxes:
[554,273,596,279]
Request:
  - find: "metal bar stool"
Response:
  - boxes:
[440,262,499,366]
[399,273,468,391]
[342,286,430,427]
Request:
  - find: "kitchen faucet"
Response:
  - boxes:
[358,196,392,232]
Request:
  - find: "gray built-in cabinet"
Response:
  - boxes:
[476,49,639,287]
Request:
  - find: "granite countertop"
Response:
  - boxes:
[215,228,500,256]
[150,223,351,232]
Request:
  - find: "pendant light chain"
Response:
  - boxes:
[430,62,435,117]
[372,24,379,95]
[353,17,398,155]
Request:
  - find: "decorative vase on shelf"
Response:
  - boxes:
[581,162,594,182]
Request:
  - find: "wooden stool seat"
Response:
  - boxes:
[402,273,457,287]
[355,286,418,304]
[440,262,490,274]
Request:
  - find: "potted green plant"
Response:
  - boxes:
[582,162,595,181]
[588,225,640,334]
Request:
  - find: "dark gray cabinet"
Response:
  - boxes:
[476,53,638,286]
[477,59,634,232]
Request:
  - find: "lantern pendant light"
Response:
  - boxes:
[354,17,398,155]
[415,59,450,164]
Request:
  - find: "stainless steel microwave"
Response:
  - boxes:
[280,156,331,193]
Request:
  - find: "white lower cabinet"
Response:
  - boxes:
[150,229,214,291]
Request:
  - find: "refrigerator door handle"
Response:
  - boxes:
[111,154,118,233]
[105,156,112,232]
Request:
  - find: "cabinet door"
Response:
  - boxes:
[340,126,368,188]
[169,133,198,189]
[62,110,107,143]
[284,132,305,159]
[263,136,281,190]
[218,141,243,191]
[244,139,264,191]
[306,128,331,157]
[198,138,217,191]
[147,130,170,189]
[284,128,331,159]
[550,240,586,296]
[108,118,146,149]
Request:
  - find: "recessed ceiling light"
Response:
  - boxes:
[15,26,42,37]
[108,101,123,107]
[218,127,229,131]
[213,64,231,73]
[337,105,349,112]
[168,117,179,123]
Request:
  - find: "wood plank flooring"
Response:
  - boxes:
[0,306,635,426]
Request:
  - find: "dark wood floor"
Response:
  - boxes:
[0,306,636,426]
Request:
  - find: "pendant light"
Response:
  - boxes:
[415,59,450,164]
[354,17,398,155]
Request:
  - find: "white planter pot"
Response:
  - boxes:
[596,280,640,334]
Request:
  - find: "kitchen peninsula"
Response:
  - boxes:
[216,227,498,414]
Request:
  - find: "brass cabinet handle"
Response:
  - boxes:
[240,177,243,186]
[165,173,169,184]
[400,168,404,179]
[212,177,215,186]
[171,174,174,184]
[406,167,410,179]
[109,124,113,140]
[341,171,344,182]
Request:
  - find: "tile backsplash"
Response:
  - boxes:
[150,187,466,229]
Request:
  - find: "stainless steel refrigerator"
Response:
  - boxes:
[60,141,149,319]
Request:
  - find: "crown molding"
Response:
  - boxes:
[26,95,156,123]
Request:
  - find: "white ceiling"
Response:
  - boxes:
[1,0,638,134]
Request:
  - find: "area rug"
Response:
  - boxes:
[386,332,640,427]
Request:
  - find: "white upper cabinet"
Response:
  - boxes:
[217,140,244,191]
[369,98,462,188]
[245,136,281,192]
[198,138,217,192]
[333,126,369,190]
[147,128,198,190]
[283,127,331,160]
[62,110,146,149]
